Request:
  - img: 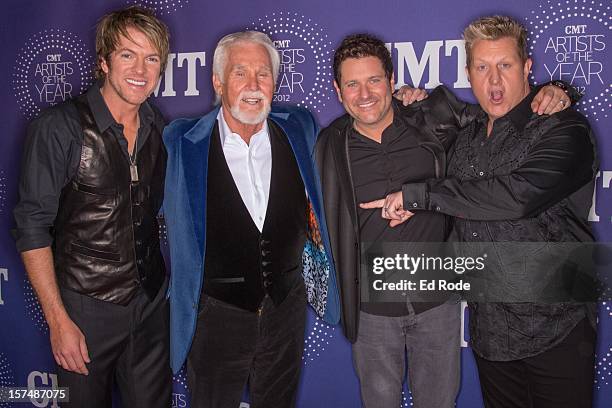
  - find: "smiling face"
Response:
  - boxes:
[100,26,162,112]
[213,41,275,132]
[334,56,395,141]
[466,37,532,127]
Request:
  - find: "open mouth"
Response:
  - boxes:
[126,78,146,87]
[242,98,263,105]
[357,99,377,109]
[490,90,504,104]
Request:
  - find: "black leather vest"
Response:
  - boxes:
[203,121,307,312]
[53,95,166,305]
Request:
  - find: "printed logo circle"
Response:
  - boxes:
[12,29,94,120]
[126,0,190,15]
[526,0,611,120]
[249,12,333,113]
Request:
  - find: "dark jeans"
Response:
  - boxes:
[474,318,596,408]
[57,280,171,408]
[187,280,307,408]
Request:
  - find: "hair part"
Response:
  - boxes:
[212,31,280,104]
[463,15,528,67]
[333,33,393,85]
[95,5,170,79]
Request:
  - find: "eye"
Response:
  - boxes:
[499,63,511,69]
[475,64,486,72]
[120,52,133,60]
[369,78,381,84]
[345,81,357,88]
[147,56,160,64]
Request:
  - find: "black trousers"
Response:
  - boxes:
[474,318,596,408]
[187,280,307,408]
[57,281,171,408]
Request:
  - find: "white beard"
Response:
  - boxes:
[230,90,271,125]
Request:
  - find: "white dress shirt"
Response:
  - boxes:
[217,108,272,232]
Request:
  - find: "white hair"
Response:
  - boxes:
[212,31,280,104]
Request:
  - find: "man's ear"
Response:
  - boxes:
[212,73,223,97]
[523,58,533,81]
[465,65,471,84]
[100,57,110,75]
[333,80,342,103]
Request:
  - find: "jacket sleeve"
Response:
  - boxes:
[399,85,480,151]
[402,113,596,220]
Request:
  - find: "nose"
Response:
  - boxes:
[359,83,371,99]
[489,67,500,85]
[134,57,146,74]
[246,73,259,91]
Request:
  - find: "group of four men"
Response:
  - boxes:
[13,5,597,408]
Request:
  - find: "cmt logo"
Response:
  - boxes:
[27,371,59,408]
[153,52,206,97]
[589,171,612,222]
[386,39,469,89]
[0,268,7,305]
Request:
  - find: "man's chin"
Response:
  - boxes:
[231,105,271,126]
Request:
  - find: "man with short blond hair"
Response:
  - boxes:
[366,15,597,408]
[14,6,172,407]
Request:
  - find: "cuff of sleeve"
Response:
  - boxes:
[402,183,429,211]
[13,227,53,253]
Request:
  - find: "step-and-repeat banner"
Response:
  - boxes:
[1,0,610,407]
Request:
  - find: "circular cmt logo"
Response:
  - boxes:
[596,301,612,390]
[302,316,335,364]
[0,170,6,214]
[23,277,49,335]
[0,353,15,408]
[12,29,94,120]
[249,12,333,113]
[526,0,611,121]
[126,0,190,15]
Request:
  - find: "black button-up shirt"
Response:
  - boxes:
[350,102,449,316]
[401,88,597,360]
[13,83,165,252]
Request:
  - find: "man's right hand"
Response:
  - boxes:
[50,315,90,375]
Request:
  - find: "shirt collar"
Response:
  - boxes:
[86,80,155,133]
[217,107,269,147]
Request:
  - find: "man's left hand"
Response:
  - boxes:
[359,191,414,227]
[394,86,429,105]
[531,84,571,115]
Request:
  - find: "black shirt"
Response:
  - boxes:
[13,83,165,252]
[349,102,449,316]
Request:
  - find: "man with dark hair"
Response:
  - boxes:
[13,6,171,407]
[365,15,597,408]
[316,33,572,407]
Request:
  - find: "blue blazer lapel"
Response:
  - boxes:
[180,107,220,257]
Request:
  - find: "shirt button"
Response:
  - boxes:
[412,203,418,208]
[479,171,484,176]
[435,206,441,211]
[472,232,478,237]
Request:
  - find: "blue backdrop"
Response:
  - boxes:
[1,0,610,407]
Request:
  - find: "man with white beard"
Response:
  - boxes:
[162,31,340,408]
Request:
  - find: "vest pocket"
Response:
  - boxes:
[71,242,121,262]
